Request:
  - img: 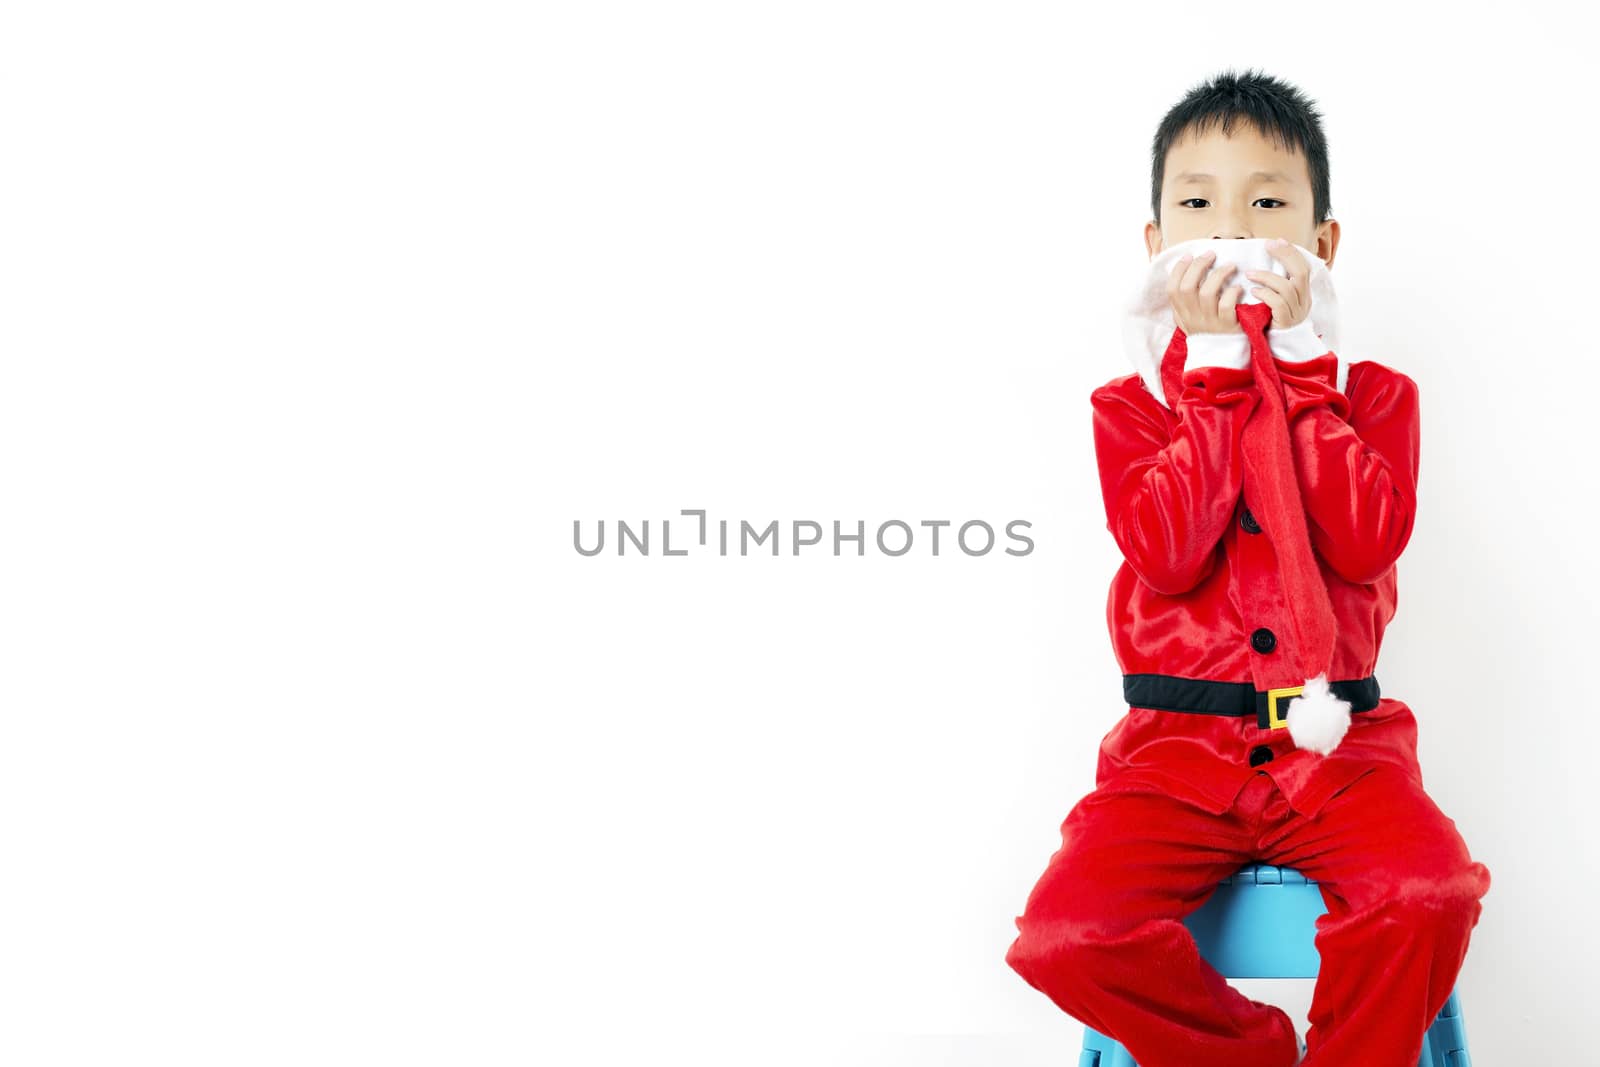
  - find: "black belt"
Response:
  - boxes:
[1123,673,1381,732]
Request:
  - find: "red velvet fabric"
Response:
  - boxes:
[1235,301,1339,690]
[1089,316,1423,818]
[1006,765,1491,1066]
[1005,312,1493,1063]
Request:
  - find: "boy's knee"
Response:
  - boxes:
[1005,912,1144,986]
[1371,858,1491,921]
[1007,917,1082,984]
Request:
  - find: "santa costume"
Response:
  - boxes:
[1004,238,1492,1066]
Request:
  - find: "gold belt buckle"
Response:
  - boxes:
[1266,685,1304,730]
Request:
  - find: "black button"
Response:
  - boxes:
[1249,745,1275,767]
[1250,627,1277,653]
[1241,508,1261,534]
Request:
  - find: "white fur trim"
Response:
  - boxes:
[1183,330,1251,371]
[1122,237,1346,409]
[1285,673,1352,756]
[1268,317,1331,364]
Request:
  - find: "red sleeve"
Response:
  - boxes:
[1091,333,1260,596]
[1272,350,1421,584]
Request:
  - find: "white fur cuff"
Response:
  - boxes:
[1268,318,1330,364]
[1183,330,1251,372]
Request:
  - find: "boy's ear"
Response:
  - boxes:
[1144,220,1163,260]
[1315,218,1341,268]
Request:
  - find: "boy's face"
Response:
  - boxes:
[1144,120,1340,267]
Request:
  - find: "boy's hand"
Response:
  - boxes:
[1168,249,1244,336]
[1244,238,1312,330]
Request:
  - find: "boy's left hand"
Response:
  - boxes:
[1244,238,1312,330]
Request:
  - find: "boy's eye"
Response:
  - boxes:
[1178,198,1287,209]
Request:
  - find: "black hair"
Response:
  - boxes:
[1150,68,1332,227]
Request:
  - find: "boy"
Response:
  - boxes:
[1003,69,1491,1066]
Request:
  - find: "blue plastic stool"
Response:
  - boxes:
[1078,863,1473,1066]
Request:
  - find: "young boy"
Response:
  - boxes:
[1004,70,1492,1066]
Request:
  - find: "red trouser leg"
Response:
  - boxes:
[1004,772,1300,1067]
[1254,763,1492,1066]
[1005,764,1492,1067]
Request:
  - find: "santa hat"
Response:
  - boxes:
[1121,238,1352,756]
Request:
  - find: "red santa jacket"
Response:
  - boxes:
[1092,288,1426,820]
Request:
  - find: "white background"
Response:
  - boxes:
[4,2,1593,1064]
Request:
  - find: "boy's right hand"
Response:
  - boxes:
[1167,249,1244,336]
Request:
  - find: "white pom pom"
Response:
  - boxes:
[1286,673,1352,756]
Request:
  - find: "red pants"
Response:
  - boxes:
[1004,763,1491,1067]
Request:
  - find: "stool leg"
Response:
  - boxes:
[1417,990,1471,1067]
[1080,1026,1140,1066]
